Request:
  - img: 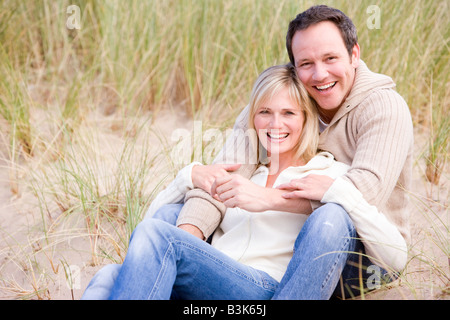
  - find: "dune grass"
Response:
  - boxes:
[0,0,448,299]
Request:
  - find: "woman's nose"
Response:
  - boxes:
[270,114,282,128]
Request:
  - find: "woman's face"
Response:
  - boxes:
[253,87,304,161]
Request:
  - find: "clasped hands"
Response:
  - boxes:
[192,164,335,212]
[192,163,268,210]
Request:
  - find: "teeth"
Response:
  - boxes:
[268,133,289,139]
[316,82,336,90]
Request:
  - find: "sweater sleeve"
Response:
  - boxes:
[144,162,201,219]
[322,177,408,272]
[343,89,413,207]
[175,105,256,238]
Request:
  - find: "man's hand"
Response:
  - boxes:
[211,175,272,212]
[191,163,241,195]
[277,174,335,201]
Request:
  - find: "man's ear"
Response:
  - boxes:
[351,43,360,68]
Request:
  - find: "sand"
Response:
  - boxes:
[0,113,448,300]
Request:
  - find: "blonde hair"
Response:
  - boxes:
[248,63,319,163]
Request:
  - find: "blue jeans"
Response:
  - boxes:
[273,203,366,299]
[81,204,183,300]
[82,204,278,300]
[82,203,390,300]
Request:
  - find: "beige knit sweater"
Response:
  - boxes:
[176,60,414,243]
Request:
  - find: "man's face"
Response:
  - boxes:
[291,21,360,120]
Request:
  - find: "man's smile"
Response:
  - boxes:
[314,81,337,92]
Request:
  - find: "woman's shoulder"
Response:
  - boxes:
[313,151,350,175]
[282,152,349,178]
[304,151,349,170]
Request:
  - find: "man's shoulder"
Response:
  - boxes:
[344,60,403,113]
[348,86,414,138]
[356,87,410,115]
[355,60,396,89]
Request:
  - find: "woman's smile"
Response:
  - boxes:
[267,131,289,142]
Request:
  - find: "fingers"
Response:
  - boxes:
[211,174,245,203]
[221,163,241,172]
[279,175,333,201]
[222,197,238,208]
[276,182,296,190]
[216,188,236,203]
[277,179,308,199]
[276,179,303,191]
[281,190,306,199]
[192,163,240,193]
[210,175,233,198]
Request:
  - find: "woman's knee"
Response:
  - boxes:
[124,219,178,264]
[295,203,356,251]
[130,218,174,247]
[137,217,173,234]
[151,203,183,224]
[92,264,122,284]
[310,203,355,233]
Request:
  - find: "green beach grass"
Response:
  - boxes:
[0,0,448,299]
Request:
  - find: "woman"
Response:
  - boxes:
[82,64,406,300]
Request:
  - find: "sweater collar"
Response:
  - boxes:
[327,60,396,127]
[255,151,335,177]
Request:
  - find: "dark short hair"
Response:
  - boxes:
[286,5,358,66]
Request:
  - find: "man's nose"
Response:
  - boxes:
[312,63,329,82]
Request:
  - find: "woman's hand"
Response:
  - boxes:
[211,175,272,212]
[277,174,335,201]
[191,163,241,195]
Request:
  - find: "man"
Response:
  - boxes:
[175,5,413,299]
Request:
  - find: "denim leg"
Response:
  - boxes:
[272,203,358,300]
[81,264,122,300]
[150,203,184,225]
[81,204,183,300]
[108,219,278,300]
